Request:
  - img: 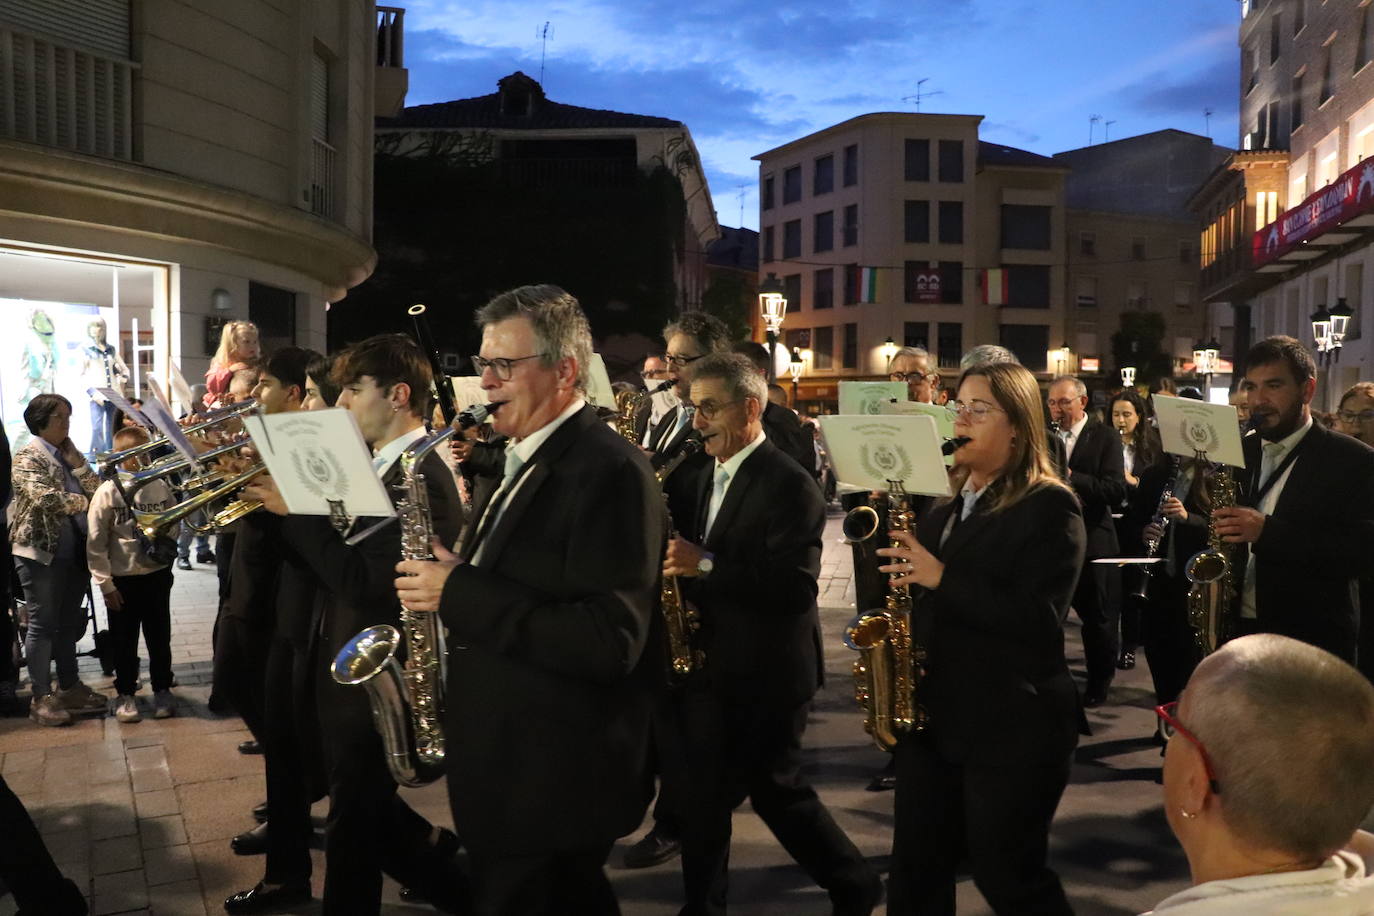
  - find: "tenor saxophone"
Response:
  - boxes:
[656,438,704,678]
[331,428,454,788]
[1184,462,1239,657]
[844,480,928,751]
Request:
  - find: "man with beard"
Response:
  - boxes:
[1213,336,1374,663]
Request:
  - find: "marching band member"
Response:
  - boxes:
[880,361,1085,915]
[395,286,664,915]
[1112,388,1162,671]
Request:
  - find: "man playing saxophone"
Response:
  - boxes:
[394,285,664,915]
[241,335,467,914]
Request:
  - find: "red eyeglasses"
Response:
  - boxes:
[1156,702,1221,795]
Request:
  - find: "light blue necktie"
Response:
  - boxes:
[704,464,730,539]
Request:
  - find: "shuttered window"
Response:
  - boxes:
[0,0,130,59]
[310,52,329,142]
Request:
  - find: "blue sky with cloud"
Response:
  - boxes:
[399,0,1241,230]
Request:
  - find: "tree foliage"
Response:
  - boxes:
[1111,310,1175,384]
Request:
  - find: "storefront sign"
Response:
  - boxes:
[1253,158,1374,266]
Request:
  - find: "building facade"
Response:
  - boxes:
[754,112,1069,410]
[0,0,388,447]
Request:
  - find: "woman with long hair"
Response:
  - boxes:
[878,361,1086,915]
[204,320,260,410]
[1111,388,1162,669]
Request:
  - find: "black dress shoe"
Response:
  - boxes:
[865,773,897,792]
[238,740,263,755]
[623,827,681,868]
[1083,681,1111,708]
[223,880,311,913]
[231,821,269,856]
[198,549,217,564]
[832,872,884,916]
[252,801,269,823]
[1116,650,1136,670]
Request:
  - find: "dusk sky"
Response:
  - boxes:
[399,1,1242,230]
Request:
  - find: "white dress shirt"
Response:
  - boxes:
[1142,850,1374,914]
[703,430,766,540]
[1240,415,1313,619]
[1062,413,1089,462]
[371,425,429,480]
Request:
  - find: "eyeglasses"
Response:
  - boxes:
[471,354,545,380]
[681,399,741,420]
[1047,398,1080,409]
[947,400,1004,422]
[890,371,936,384]
[1155,701,1221,795]
[664,353,704,368]
[1337,409,1374,423]
[642,369,671,379]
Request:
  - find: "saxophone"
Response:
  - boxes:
[656,437,704,678]
[615,379,674,444]
[331,427,454,788]
[1183,461,1238,657]
[843,480,928,751]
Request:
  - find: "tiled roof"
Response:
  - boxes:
[977,141,1062,169]
[377,71,684,131]
[707,226,759,271]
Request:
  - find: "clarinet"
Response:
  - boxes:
[1130,454,1181,602]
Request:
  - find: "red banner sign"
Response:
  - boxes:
[913,271,941,303]
[1253,158,1374,266]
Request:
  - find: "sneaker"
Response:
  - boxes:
[30,694,72,727]
[196,549,216,564]
[56,682,109,714]
[175,557,192,571]
[113,694,141,723]
[152,689,176,719]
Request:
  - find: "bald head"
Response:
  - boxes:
[1182,634,1374,861]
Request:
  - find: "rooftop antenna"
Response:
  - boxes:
[1104,119,1117,142]
[1204,107,1214,138]
[737,185,745,226]
[901,78,944,112]
[537,21,554,85]
[1089,114,1102,145]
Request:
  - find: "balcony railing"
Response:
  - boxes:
[377,7,404,68]
[0,23,136,159]
[310,137,337,220]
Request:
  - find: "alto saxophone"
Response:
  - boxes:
[615,379,674,444]
[331,427,454,788]
[843,480,928,751]
[656,437,704,678]
[1184,460,1239,657]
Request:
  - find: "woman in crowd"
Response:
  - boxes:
[1112,388,1161,670]
[878,361,1086,915]
[1335,381,1374,683]
[205,320,261,410]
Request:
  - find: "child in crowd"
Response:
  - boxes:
[86,426,178,723]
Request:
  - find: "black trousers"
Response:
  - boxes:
[213,616,269,742]
[1358,579,1373,684]
[648,688,689,837]
[1073,562,1117,686]
[888,737,1073,916]
[679,689,873,915]
[108,568,173,696]
[0,775,86,915]
[263,636,326,885]
[467,843,616,916]
[313,655,462,914]
[1140,572,1201,706]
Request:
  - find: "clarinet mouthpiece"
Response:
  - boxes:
[941,436,971,456]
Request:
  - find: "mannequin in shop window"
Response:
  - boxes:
[80,318,131,458]
[18,308,57,407]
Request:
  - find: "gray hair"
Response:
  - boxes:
[960,344,1018,370]
[890,346,930,363]
[689,352,767,407]
[476,285,594,392]
[1049,375,1087,398]
[663,312,730,355]
[1186,634,1374,861]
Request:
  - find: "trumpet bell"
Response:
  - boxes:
[842,505,881,543]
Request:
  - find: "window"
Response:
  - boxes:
[940,261,963,304]
[1076,275,1098,308]
[1262,99,1283,148]
[782,220,801,259]
[1001,204,1052,250]
[1294,0,1305,35]
[938,201,964,244]
[1245,45,1258,94]
[842,204,859,247]
[1254,191,1278,229]
[1127,280,1147,308]
[1269,12,1281,65]
[1360,9,1373,72]
[904,200,930,243]
[762,176,774,210]
[843,264,860,305]
[905,139,930,181]
[1315,127,1340,186]
[1131,237,1147,260]
[783,166,802,204]
[938,140,964,182]
[1179,239,1194,264]
[842,323,858,369]
[1080,232,1096,256]
[936,322,962,369]
[814,211,834,253]
[1174,282,1194,308]
[783,274,801,314]
[1006,265,1050,308]
[814,154,834,195]
[250,281,297,352]
[1350,99,1374,167]
[1293,73,1305,129]
[903,322,929,349]
[814,268,834,310]
[999,324,1049,372]
[813,326,834,370]
[762,226,775,263]
[1320,50,1333,106]
[843,144,858,186]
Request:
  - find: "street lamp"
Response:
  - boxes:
[1329,298,1353,348]
[882,336,897,369]
[1121,366,1136,389]
[1310,305,1333,353]
[1055,342,1072,376]
[789,347,805,406]
[758,272,787,383]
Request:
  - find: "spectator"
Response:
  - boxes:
[87,426,177,723]
[1336,382,1374,446]
[205,320,260,410]
[10,394,106,727]
[1148,633,1374,913]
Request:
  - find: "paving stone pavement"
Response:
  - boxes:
[0,509,1211,915]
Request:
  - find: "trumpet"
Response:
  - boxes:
[96,399,259,475]
[131,462,267,539]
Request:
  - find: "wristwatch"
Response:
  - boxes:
[696,553,715,577]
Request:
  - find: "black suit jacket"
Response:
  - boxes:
[1064,419,1126,558]
[762,400,816,477]
[649,405,695,470]
[1239,422,1374,661]
[678,439,826,705]
[438,405,665,856]
[913,483,1086,765]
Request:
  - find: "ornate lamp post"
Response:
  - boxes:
[789,347,805,406]
[881,335,897,370]
[1121,366,1137,389]
[758,272,787,384]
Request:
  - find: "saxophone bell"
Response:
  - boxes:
[841,505,881,544]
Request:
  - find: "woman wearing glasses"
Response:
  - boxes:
[1112,389,1163,670]
[877,361,1086,915]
